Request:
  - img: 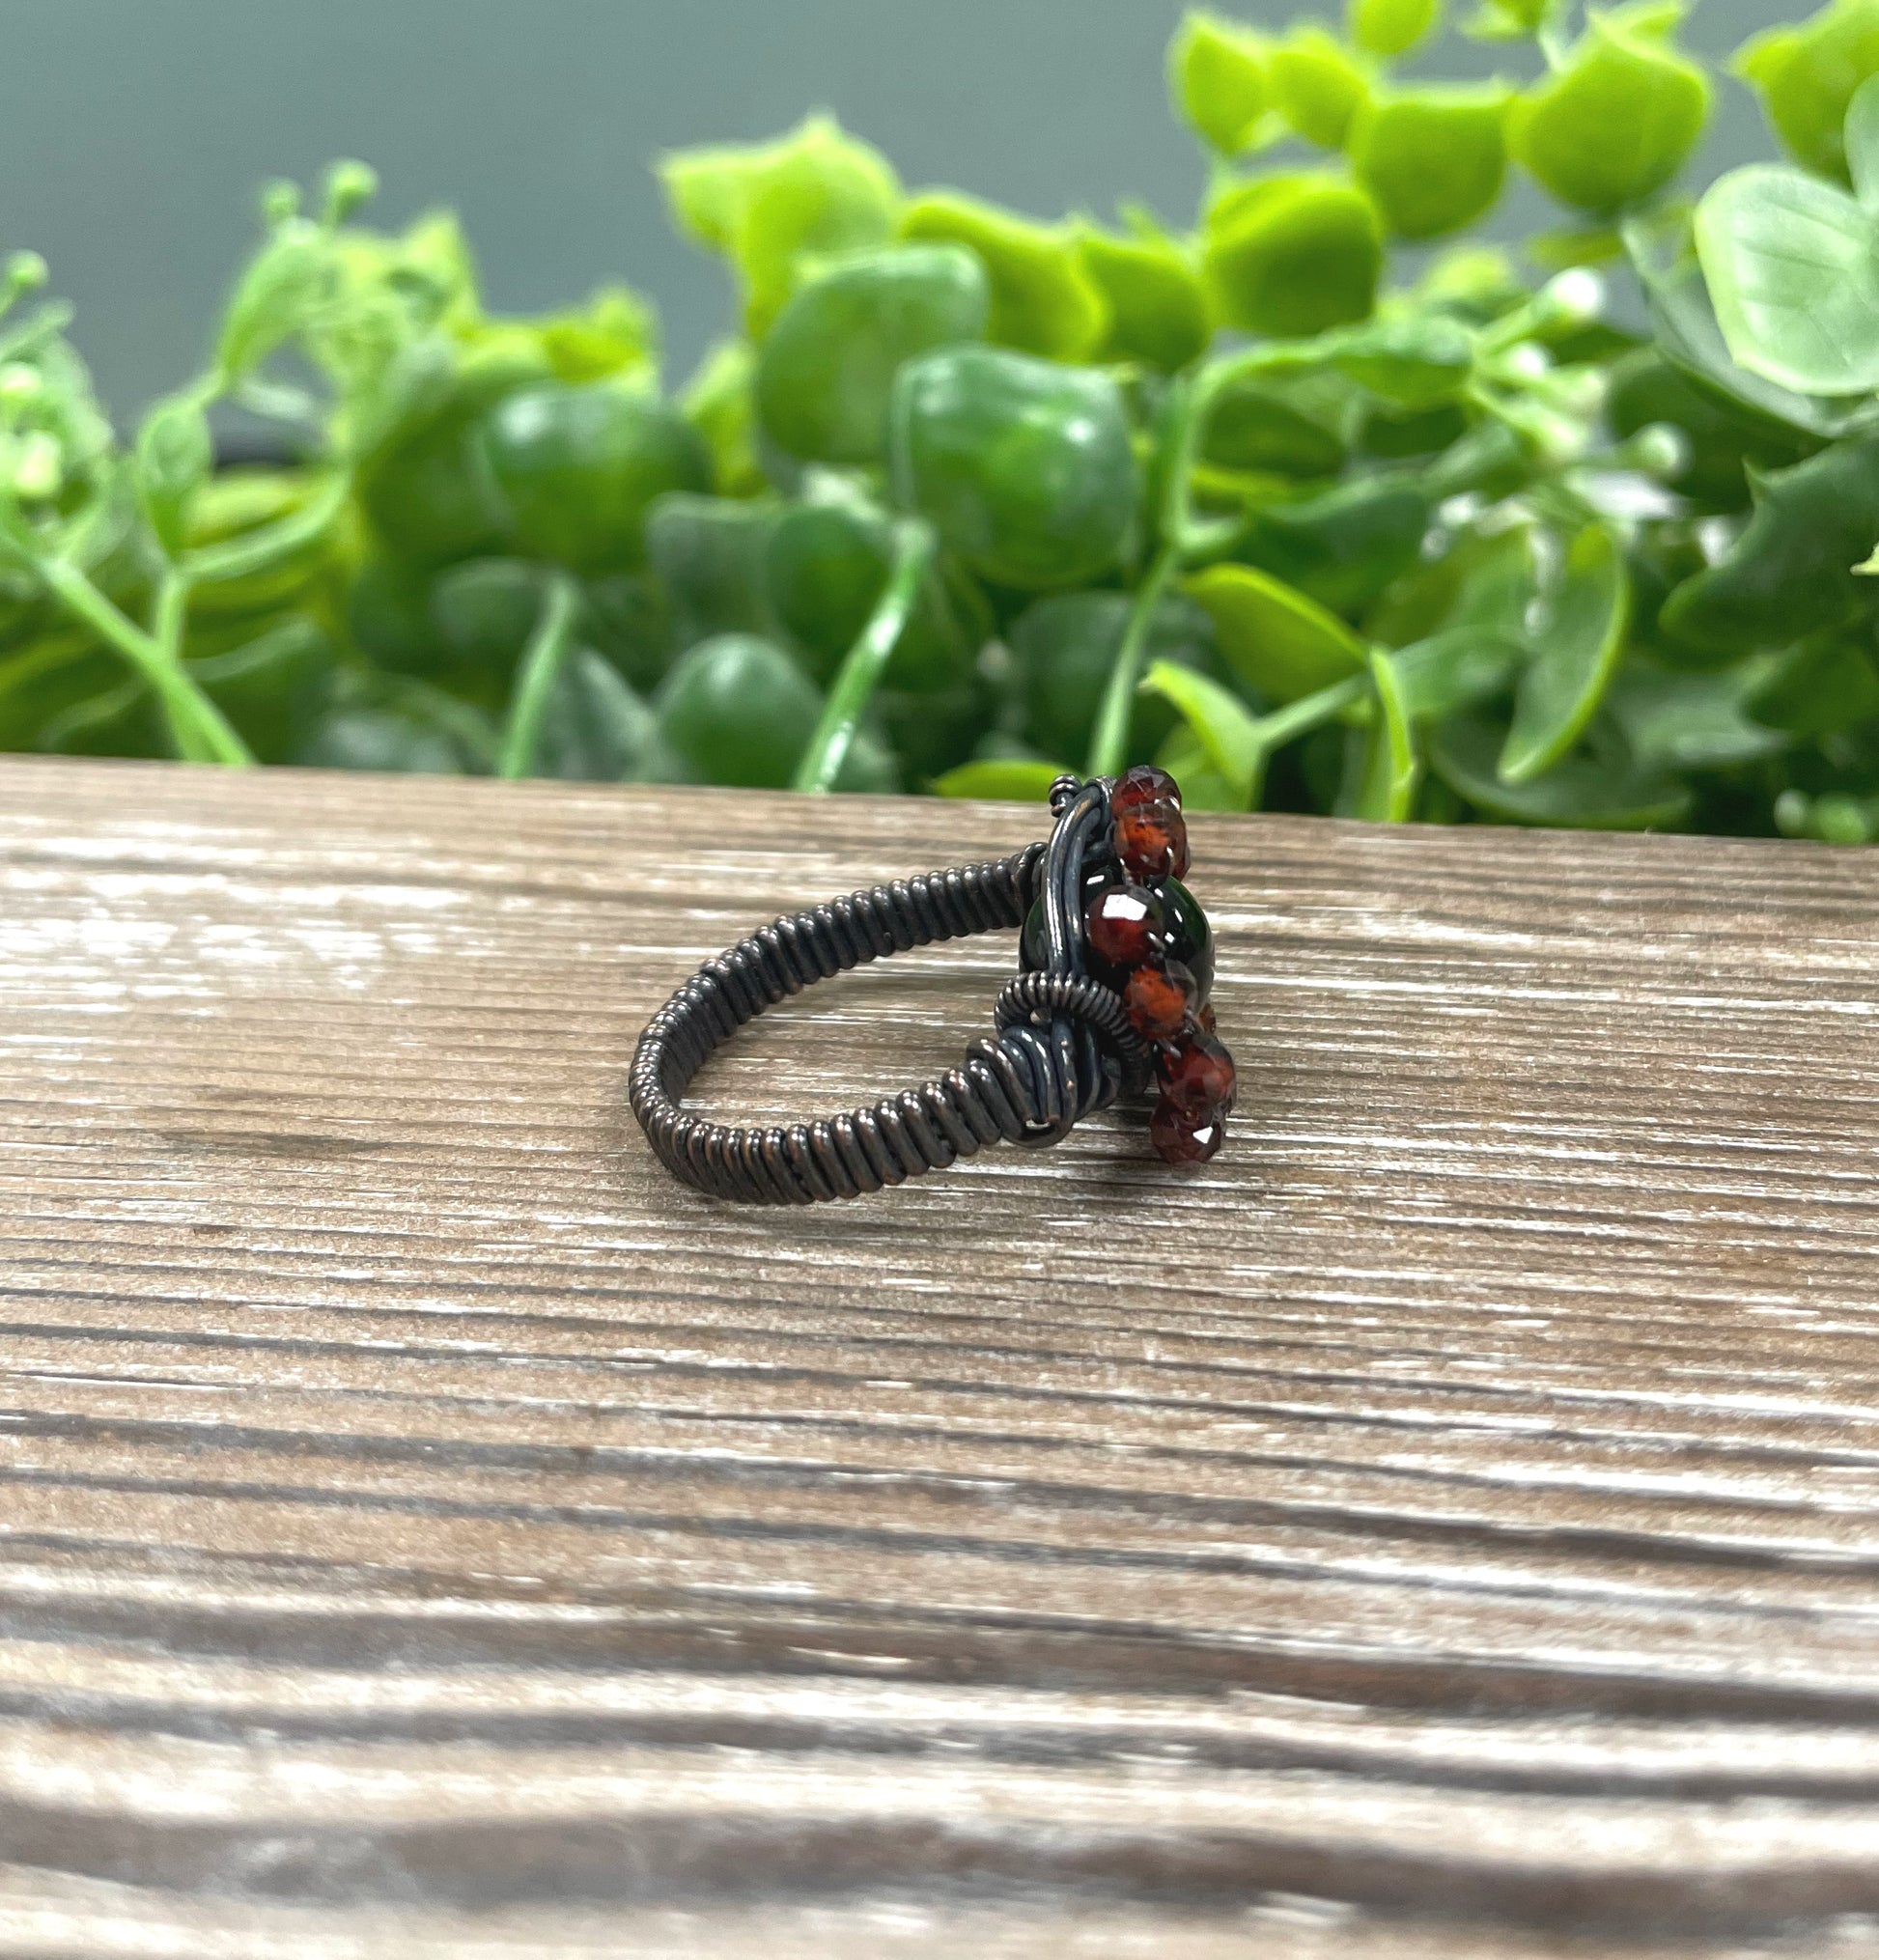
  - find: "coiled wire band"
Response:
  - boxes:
[630,776,1152,1204]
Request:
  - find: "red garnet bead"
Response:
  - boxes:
[1123,959,1197,1042]
[1085,882,1166,972]
[1159,1023,1236,1116]
[1150,1097,1226,1165]
[1112,764,1191,882]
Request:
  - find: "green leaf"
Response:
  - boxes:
[216,220,329,379]
[132,391,212,559]
[1500,524,1628,784]
[659,116,901,339]
[900,191,1108,361]
[343,330,459,462]
[1345,647,1419,820]
[184,472,348,586]
[1326,311,1476,406]
[932,757,1066,801]
[1624,207,1871,441]
[428,556,548,671]
[1202,367,1359,477]
[1077,213,1211,373]
[679,337,764,499]
[1154,727,1244,811]
[1167,12,1273,155]
[350,334,551,567]
[1747,633,1879,736]
[185,618,336,765]
[738,122,902,340]
[1269,27,1374,150]
[295,681,495,775]
[35,677,152,758]
[1007,587,1211,767]
[1695,165,1879,397]
[529,283,659,385]
[659,142,758,253]
[1139,658,1262,804]
[1527,223,1627,271]
[889,347,1137,591]
[1508,7,1710,216]
[645,492,782,643]
[1235,473,1432,615]
[1604,346,1810,511]
[1847,73,1879,210]
[1431,711,1691,828]
[653,631,823,787]
[1661,434,1879,653]
[767,492,977,690]
[1776,788,1879,844]
[0,633,137,755]
[578,573,679,695]
[1186,562,1368,702]
[1412,241,1528,319]
[1350,0,1443,58]
[1607,658,1791,770]
[532,645,671,781]
[755,244,990,465]
[1370,522,1539,647]
[1390,625,1524,719]
[294,210,481,407]
[1467,0,1556,36]
[1348,87,1510,241]
[1202,174,1384,338]
[1735,0,1879,184]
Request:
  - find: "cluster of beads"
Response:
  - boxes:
[1093,766,1236,1165]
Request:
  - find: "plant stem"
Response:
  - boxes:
[1085,541,1179,781]
[1160,348,1303,562]
[153,565,191,654]
[793,518,933,794]
[1224,673,1371,812]
[1248,672,1368,752]
[37,554,253,765]
[1083,340,1314,782]
[497,569,582,780]
[149,565,235,764]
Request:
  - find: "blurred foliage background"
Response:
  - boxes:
[7,0,1879,844]
[0,0,1781,420]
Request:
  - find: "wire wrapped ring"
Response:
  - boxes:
[630,770,1232,1204]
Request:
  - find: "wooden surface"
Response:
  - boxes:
[2,757,1879,1958]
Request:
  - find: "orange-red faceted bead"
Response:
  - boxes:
[1159,1024,1236,1116]
[1085,882,1166,972]
[1123,959,1197,1042]
[1096,767,1233,1166]
[1149,1098,1225,1164]
[1112,764,1191,882]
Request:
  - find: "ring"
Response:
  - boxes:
[630,767,1236,1204]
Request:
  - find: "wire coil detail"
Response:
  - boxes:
[630,777,1143,1203]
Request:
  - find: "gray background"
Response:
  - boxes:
[0,0,1783,423]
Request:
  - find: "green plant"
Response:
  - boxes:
[7,2,1879,841]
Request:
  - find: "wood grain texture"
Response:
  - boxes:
[1,755,1878,1958]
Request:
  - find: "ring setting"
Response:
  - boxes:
[631,766,1235,1203]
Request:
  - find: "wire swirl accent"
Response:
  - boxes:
[630,776,1145,1203]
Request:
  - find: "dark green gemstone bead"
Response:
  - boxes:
[1021,864,1119,973]
[1160,876,1214,1004]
